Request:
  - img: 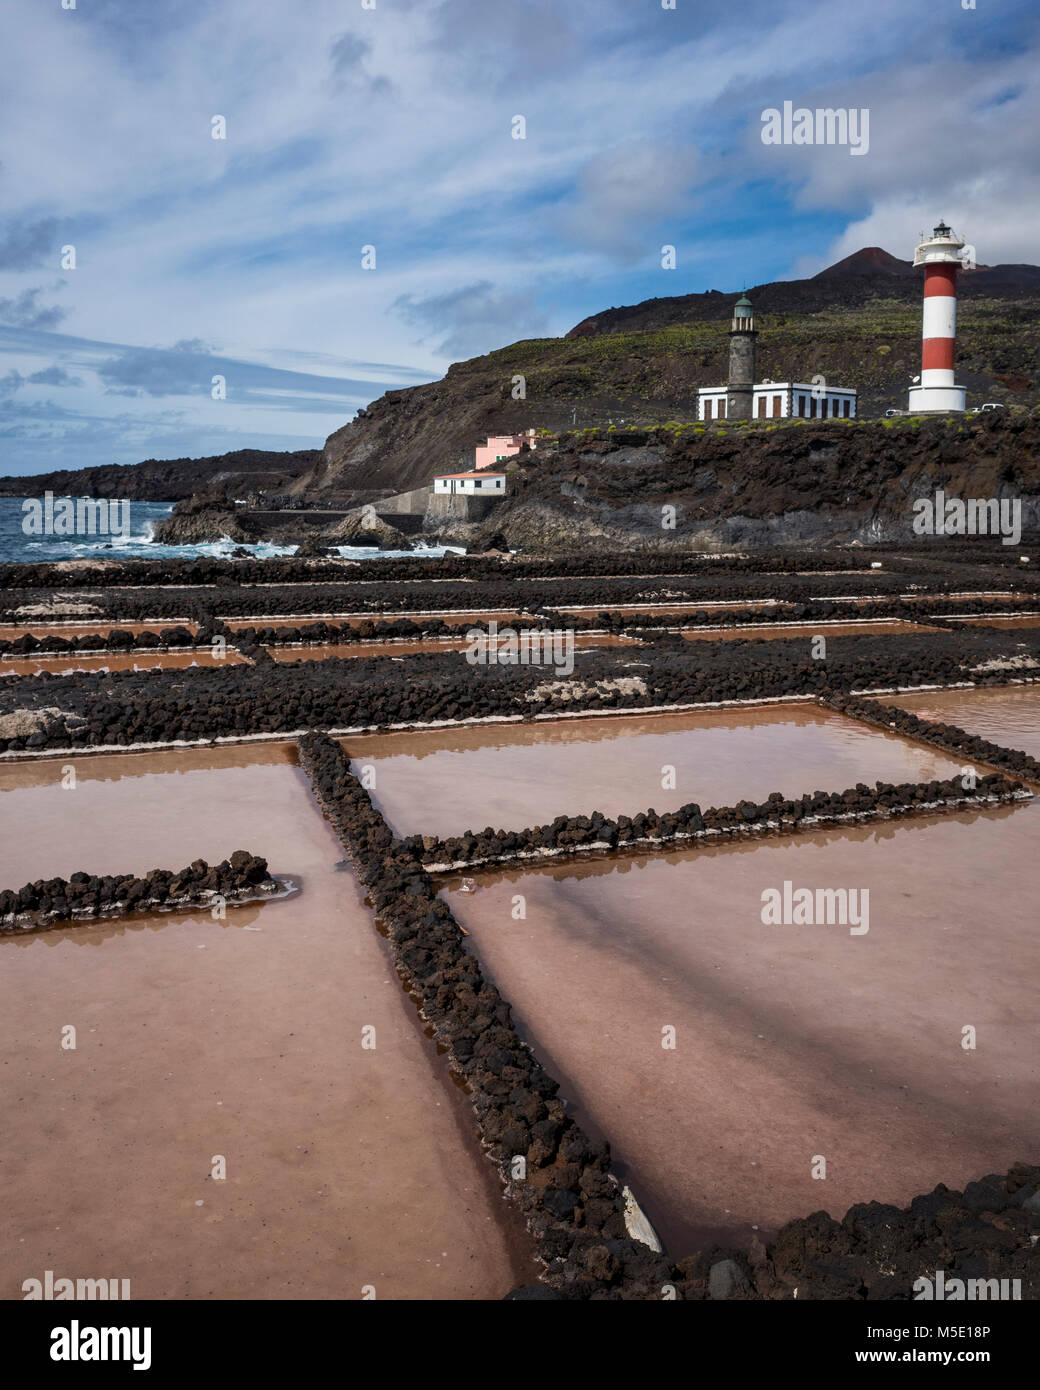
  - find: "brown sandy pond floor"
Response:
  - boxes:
[1,650,243,677]
[0,744,535,1299]
[345,705,965,840]
[885,684,1040,762]
[947,615,1040,629]
[267,633,643,663]
[559,600,784,617]
[680,621,922,643]
[443,799,1040,1255]
[224,610,527,628]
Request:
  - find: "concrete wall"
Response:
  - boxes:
[374,485,433,517]
[426,492,503,523]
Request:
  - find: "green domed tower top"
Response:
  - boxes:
[730,292,756,337]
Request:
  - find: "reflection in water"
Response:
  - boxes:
[0,746,535,1298]
[1,649,243,677]
[346,704,964,839]
[887,685,1040,760]
[4,897,268,948]
[0,740,299,794]
[445,800,1040,1256]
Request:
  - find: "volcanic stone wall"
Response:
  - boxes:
[0,549,896,591]
[2,540,1034,590]
[0,625,206,657]
[396,774,1029,873]
[4,565,1035,627]
[2,626,1037,753]
[206,596,1039,651]
[297,732,1040,1299]
[0,851,275,933]
[823,694,1040,782]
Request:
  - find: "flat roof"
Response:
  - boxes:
[697,382,857,394]
[436,471,507,479]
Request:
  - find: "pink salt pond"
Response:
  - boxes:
[679,621,921,643]
[947,615,1040,629]
[444,798,1040,1258]
[885,684,1040,762]
[0,743,535,1299]
[1,649,243,677]
[267,632,641,662]
[345,704,964,840]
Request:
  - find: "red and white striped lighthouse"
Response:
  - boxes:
[908,220,967,413]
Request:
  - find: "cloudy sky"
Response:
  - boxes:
[1,0,1036,475]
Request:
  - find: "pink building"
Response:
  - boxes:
[473,430,539,470]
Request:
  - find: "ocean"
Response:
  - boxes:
[0,496,460,564]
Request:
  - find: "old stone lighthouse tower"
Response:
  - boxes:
[727,293,757,420]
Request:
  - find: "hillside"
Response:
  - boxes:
[439,411,1040,552]
[314,248,1040,503]
[0,448,319,502]
[2,246,1037,513]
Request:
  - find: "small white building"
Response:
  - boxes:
[433,470,507,496]
[698,382,857,421]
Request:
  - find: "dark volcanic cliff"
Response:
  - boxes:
[313,250,1040,503]
[444,412,1040,552]
[0,448,318,502]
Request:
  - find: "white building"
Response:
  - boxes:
[698,382,857,421]
[433,470,507,495]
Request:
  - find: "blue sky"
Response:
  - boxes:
[1,0,1037,475]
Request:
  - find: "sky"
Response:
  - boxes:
[1,0,1037,476]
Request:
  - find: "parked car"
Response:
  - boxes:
[884,409,905,417]
[970,402,1006,413]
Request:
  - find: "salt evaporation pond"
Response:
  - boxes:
[268,632,642,662]
[0,621,197,640]
[886,684,1040,762]
[346,705,965,839]
[1,649,243,677]
[444,799,1040,1255]
[0,743,535,1299]
[680,621,922,643]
